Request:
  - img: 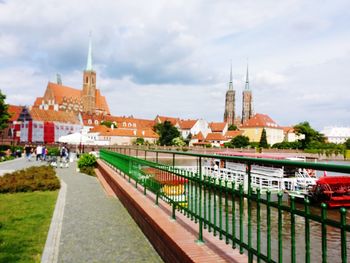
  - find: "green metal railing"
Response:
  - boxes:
[100,148,350,263]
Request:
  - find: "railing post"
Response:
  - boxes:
[321,203,327,263]
[156,152,158,163]
[231,182,236,249]
[291,196,296,263]
[256,188,261,263]
[172,202,176,220]
[247,163,252,262]
[278,192,283,263]
[239,184,244,254]
[197,156,204,243]
[340,207,347,263]
[305,198,311,263]
[266,190,271,261]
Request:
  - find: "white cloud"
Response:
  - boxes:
[0,0,349,130]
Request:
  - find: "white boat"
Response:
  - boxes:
[179,152,318,197]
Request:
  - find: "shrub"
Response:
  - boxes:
[78,153,97,176]
[0,165,60,193]
[48,147,60,156]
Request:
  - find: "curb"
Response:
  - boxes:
[41,180,67,263]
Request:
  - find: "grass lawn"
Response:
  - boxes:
[0,191,58,263]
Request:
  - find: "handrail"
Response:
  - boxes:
[100,148,350,263]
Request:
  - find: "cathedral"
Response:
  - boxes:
[33,37,110,115]
[223,64,253,126]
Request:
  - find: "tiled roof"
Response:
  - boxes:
[90,125,159,138]
[225,130,243,139]
[29,108,80,124]
[192,132,204,141]
[46,82,82,104]
[241,113,280,128]
[206,133,227,141]
[179,119,197,129]
[282,126,294,133]
[33,97,43,106]
[156,115,179,125]
[95,89,110,114]
[209,122,227,132]
[104,116,155,129]
[35,82,110,114]
[8,105,23,122]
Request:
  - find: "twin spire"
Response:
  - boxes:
[86,32,93,71]
[228,61,250,90]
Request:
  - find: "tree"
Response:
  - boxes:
[0,90,10,132]
[172,137,186,147]
[259,128,268,148]
[228,124,238,131]
[154,121,180,146]
[100,120,116,128]
[227,135,250,148]
[294,121,325,149]
[344,138,350,150]
[134,137,145,145]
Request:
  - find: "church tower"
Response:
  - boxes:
[242,64,253,124]
[223,62,235,125]
[82,34,96,114]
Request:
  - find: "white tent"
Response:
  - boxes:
[58,132,109,145]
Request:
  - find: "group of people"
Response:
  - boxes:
[24,144,48,161]
[23,144,70,168]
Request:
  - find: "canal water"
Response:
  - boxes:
[149,155,350,263]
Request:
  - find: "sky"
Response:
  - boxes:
[0,0,349,130]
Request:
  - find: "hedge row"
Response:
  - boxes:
[0,166,60,193]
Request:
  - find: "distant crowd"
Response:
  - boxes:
[24,144,71,167]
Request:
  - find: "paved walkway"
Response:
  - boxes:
[55,163,163,263]
[0,157,47,176]
[1,158,162,262]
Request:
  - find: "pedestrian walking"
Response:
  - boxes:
[25,144,31,161]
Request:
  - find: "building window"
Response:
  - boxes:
[33,124,37,128]
[123,122,126,127]
[88,119,92,125]
[86,76,88,83]
[94,120,99,125]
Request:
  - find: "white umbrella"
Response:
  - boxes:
[58,132,92,145]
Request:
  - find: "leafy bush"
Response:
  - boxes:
[78,154,97,176]
[0,165,60,193]
[48,147,60,156]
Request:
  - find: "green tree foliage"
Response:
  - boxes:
[344,138,350,150]
[225,135,250,148]
[172,137,186,146]
[100,120,116,128]
[272,141,302,149]
[154,121,180,146]
[259,128,269,148]
[228,124,238,131]
[294,121,325,149]
[78,153,97,176]
[134,137,145,145]
[0,90,10,131]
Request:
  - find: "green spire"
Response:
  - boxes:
[229,60,233,90]
[245,63,250,90]
[86,32,93,71]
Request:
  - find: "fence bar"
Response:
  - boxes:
[321,203,327,263]
[257,188,261,263]
[277,192,283,263]
[266,190,271,261]
[305,198,310,263]
[340,207,347,263]
[239,184,244,254]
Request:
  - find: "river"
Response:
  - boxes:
[149,155,350,263]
